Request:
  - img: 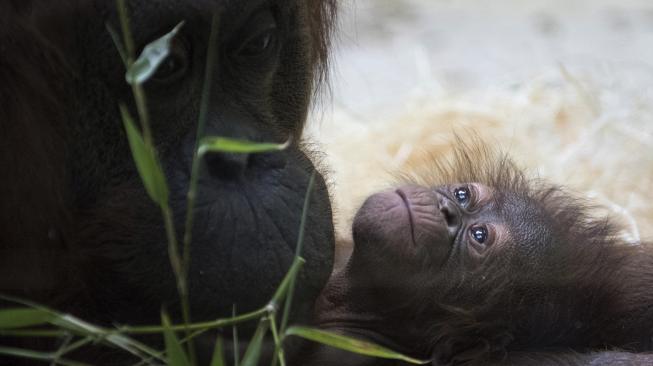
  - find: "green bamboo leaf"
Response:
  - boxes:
[240,319,270,366]
[285,326,430,364]
[120,105,169,207]
[209,336,226,366]
[198,136,290,156]
[0,308,53,329]
[161,311,191,366]
[126,22,185,84]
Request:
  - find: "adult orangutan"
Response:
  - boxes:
[1,0,336,363]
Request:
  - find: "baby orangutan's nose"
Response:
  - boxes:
[437,192,462,240]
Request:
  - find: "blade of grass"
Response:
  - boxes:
[209,335,226,366]
[161,311,191,366]
[120,105,169,207]
[198,137,291,157]
[286,327,430,364]
[240,319,270,366]
[0,329,67,337]
[0,308,53,329]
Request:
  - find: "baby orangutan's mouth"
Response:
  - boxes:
[396,188,418,247]
[390,186,451,266]
[352,185,449,266]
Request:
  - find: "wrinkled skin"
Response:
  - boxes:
[0,0,335,362]
[302,149,653,366]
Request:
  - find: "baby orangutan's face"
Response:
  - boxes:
[349,183,526,287]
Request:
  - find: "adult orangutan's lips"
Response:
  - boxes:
[395,188,417,247]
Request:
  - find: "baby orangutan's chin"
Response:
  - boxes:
[351,185,450,267]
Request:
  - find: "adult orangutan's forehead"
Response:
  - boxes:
[106,0,280,41]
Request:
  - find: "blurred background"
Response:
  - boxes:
[306,0,653,262]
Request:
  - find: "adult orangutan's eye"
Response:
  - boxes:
[233,9,279,59]
[239,28,277,56]
[150,38,190,84]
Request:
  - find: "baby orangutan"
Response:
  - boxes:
[300,143,653,366]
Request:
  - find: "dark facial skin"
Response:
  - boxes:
[350,183,514,286]
[303,151,653,366]
[315,183,532,351]
[0,0,335,362]
[303,182,542,365]
[72,0,335,323]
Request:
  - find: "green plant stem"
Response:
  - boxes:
[56,337,93,358]
[0,328,162,360]
[123,307,268,335]
[116,0,152,143]
[162,205,193,361]
[269,172,316,366]
[270,256,306,366]
[268,316,286,366]
[116,0,135,61]
[0,257,304,338]
[116,1,194,361]
[270,257,306,309]
[279,171,316,334]
[162,206,185,297]
[131,328,215,366]
[105,23,127,65]
[177,14,219,363]
[51,333,73,364]
[293,171,316,259]
[0,307,262,339]
[233,305,240,366]
[0,346,90,366]
[182,13,220,281]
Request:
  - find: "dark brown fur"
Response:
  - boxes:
[1,0,337,363]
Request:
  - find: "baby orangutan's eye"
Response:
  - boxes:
[470,225,488,244]
[454,186,471,206]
